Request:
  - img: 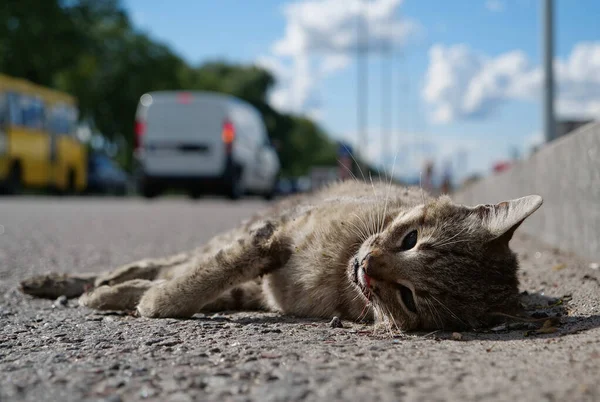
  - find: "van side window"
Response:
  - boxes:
[258,119,270,146]
[252,110,269,146]
[248,107,263,143]
[232,105,255,143]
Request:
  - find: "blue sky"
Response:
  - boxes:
[123,0,600,180]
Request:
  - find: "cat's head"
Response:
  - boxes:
[348,194,543,331]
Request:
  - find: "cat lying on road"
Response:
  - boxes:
[20,180,542,331]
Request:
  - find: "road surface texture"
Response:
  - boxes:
[1,197,599,402]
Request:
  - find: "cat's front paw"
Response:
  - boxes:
[250,221,292,264]
[136,284,195,319]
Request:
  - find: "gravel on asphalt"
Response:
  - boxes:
[1,197,599,401]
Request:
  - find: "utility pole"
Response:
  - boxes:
[542,0,555,143]
[357,0,368,176]
[381,45,392,177]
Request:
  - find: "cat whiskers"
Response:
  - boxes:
[429,294,466,328]
[434,239,472,249]
[337,159,359,183]
[424,298,443,329]
[380,150,399,233]
[372,302,397,338]
[357,299,372,323]
[368,172,381,236]
[419,171,427,206]
[350,213,373,241]
[379,302,401,334]
[431,226,473,249]
[342,144,367,183]
[346,220,369,243]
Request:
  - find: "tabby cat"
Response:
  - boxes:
[20,180,542,331]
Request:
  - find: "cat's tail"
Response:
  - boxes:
[20,272,97,299]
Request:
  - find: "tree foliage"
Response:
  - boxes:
[0,0,339,176]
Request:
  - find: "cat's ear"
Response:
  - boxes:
[470,195,543,242]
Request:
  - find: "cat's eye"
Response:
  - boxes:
[398,284,417,313]
[399,230,418,251]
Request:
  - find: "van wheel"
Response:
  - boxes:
[141,182,161,199]
[263,180,277,201]
[5,163,22,195]
[188,189,203,200]
[227,167,244,200]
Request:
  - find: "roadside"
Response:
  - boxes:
[1,199,599,401]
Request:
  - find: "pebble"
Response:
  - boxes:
[139,386,158,398]
[329,316,344,328]
[54,295,68,308]
[451,332,463,341]
[590,262,599,270]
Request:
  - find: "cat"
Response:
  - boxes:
[20,180,542,331]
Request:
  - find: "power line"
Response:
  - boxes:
[542,0,555,143]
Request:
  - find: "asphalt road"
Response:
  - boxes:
[1,197,599,402]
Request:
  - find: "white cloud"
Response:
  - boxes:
[257,0,420,116]
[422,42,600,123]
[319,54,351,75]
[485,0,505,12]
[555,43,600,117]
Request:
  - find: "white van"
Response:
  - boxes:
[133,91,280,199]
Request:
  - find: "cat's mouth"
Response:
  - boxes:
[351,257,371,299]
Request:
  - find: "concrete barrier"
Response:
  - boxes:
[456,122,600,261]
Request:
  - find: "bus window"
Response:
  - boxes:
[0,93,7,127]
[48,103,77,136]
[0,93,5,155]
[48,106,62,134]
[20,95,45,130]
[7,93,23,126]
[67,105,78,136]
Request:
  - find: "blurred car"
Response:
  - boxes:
[134,91,280,200]
[294,176,312,193]
[276,178,293,196]
[492,161,512,173]
[276,176,312,196]
[86,152,128,195]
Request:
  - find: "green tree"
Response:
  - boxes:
[0,0,340,176]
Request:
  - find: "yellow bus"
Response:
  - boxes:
[0,74,87,194]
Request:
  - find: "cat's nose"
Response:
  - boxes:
[362,249,382,277]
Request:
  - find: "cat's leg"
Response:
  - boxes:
[20,272,98,299]
[19,252,192,300]
[201,279,266,312]
[93,226,250,287]
[93,252,191,287]
[79,279,157,311]
[136,221,292,318]
[79,278,266,313]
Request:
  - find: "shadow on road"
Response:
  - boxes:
[129,290,600,342]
